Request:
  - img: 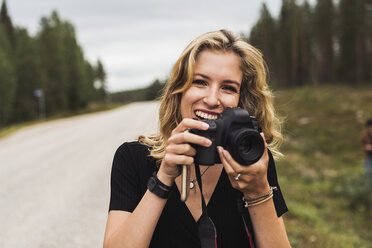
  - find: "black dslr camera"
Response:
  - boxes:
[190,107,265,166]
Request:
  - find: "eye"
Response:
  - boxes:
[192,80,207,86]
[222,85,239,93]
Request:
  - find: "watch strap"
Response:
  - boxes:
[147,172,172,199]
[152,171,172,190]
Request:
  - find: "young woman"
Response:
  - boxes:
[104,29,291,248]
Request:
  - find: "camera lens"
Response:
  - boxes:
[239,139,252,155]
[228,129,265,165]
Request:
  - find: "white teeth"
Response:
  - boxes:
[195,110,218,120]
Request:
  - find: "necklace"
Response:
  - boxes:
[190,166,210,189]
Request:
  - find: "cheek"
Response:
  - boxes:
[222,94,240,107]
[180,89,198,117]
[183,87,203,103]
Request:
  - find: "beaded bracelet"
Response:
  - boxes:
[242,186,277,208]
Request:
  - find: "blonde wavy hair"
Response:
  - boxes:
[139,29,283,164]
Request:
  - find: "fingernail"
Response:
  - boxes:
[205,139,212,146]
[217,146,222,153]
[223,150,228,157]
[202,124,209,129]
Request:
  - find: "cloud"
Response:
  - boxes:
[7,0,293,92]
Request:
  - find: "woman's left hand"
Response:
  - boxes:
[217,133,270,198]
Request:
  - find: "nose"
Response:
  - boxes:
[203,86,220,107]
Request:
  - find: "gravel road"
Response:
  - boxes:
[0,102,159,248]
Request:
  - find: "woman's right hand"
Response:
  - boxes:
[157,118,211,185]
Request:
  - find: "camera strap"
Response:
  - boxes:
[236,194,255,248]
[195,163,218,248]
[195,163,255,248]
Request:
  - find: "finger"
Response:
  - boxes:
[260,132,268,149]
[217,146,242,187]
[168,131,212,147]
[221,145,269,178]
[217,146,236,176]
[217,146,245,174]
[163,153,194,166]
[165,143,196,156]
[173,118,209,134]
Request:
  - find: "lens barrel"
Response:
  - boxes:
[228,129,265,165]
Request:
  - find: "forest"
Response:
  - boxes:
[1,0,372,121]
[248,0,372,88]
[112,0,372,102]
[0,1,107,127]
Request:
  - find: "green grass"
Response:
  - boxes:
[274,85,372,247]
[0,102,125,139]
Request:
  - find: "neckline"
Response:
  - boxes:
[174,167,225,224]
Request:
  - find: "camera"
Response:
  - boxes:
[190,107,265,166]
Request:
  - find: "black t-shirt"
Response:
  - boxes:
[109,141,288,248]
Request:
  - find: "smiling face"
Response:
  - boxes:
[180,49,243,120]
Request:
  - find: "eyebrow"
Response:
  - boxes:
[194,73,241,88]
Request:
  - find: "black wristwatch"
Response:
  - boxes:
[147,172,172,199]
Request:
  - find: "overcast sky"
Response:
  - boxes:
[5,0,313,92]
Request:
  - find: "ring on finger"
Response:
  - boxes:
[234,173,241,181]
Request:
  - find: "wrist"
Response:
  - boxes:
[242,186,277,208]
[147,172,173,199]
[156,171,175,188]
[243,183,270,199]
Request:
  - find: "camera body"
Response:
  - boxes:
[190,107,265,166]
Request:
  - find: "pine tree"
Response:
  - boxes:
[12,28,45,122]
[61,21,88,110]
[37,11,69,115]
[83,61,97,102]
[313,0,335,84]
[0,0,15,48]
[0,25,16,126]
[145,79,165,101]
[338,0,359,83]
[94,59,107,101]
[356,0,372,83]
[249,3,279,85]
[0,7,103,124]
[297,1,313,85]
[277,0,301,86]
[366,0,372,83]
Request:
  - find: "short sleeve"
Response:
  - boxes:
[267,150,288,217]
[109,143,143,212]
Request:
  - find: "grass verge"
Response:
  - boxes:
[275,85,372,247]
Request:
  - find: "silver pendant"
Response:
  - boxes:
[190,180,195,189]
